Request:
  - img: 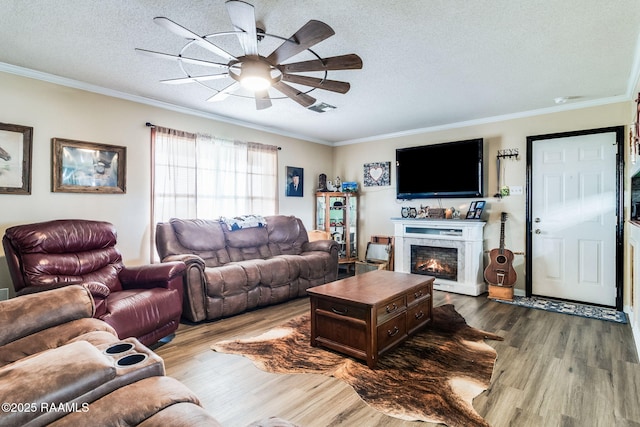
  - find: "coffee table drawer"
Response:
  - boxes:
[377,312,407,351]
[407,283,432,305]
[316,298,367,320]
[407,299,431,333]
[376,295,406,322]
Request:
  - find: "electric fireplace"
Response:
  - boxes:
[392,218,486,296]
[411,245,458,281]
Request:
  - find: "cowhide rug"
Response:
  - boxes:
[212,304,503,426]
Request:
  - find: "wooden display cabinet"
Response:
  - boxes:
[316,192,358,266]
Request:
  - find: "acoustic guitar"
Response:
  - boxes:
[484,212,517,286]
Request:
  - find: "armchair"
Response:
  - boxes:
[3,219,186,346]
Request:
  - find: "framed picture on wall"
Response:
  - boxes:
[0,122,33,195]
[52,138,126,193]
[286,166,303,197]
[364,161,391,186]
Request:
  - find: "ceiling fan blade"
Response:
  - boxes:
[266,20,335,65]
[154,17,237,62]
[272,81,316,108]
[135,48,229,69]
[160,74,229,84]
[282,74,350,94]
[226,0,258,57]
[206,81,241,102]
[281,54,363,73]
[255,89,272,110]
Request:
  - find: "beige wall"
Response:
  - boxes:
[0,69,634,309]
[334,102,630,298]
[0,72,333,295]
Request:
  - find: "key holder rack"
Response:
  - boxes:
[494,149,519,199]
[496,148,519,160]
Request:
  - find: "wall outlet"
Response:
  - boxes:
[0,288,8,301]
[510,186,523,195]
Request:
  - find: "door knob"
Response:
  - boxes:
[535,218,541,223]
[535,229,541,234]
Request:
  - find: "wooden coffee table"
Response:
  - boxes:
[307,270,434,368]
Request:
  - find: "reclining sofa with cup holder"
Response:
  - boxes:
[0,284,301,426]
[0,285,221,427]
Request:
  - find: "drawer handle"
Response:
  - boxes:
[385,303,398,313]
[414,310,424,320]
[387,326,400,337]
[414,291,423,298]
[331,307,348,315]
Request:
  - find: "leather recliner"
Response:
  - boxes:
[3,219,186,346]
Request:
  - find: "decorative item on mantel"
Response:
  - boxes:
[400,205,458,219]
[465,201,486,219]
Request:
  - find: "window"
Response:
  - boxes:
[151,126,278,230]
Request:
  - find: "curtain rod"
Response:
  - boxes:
[144,122,281,150]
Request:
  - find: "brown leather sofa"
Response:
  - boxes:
[0,285,222,427]
[3,219,186,346]
[156,215,339,322]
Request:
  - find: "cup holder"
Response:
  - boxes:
[104,342,135,355]
[116,353,147,367]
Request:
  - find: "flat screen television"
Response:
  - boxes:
[396,138,484,199]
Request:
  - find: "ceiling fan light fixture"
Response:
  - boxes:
[239,60,272,91]
[138,1,362,110]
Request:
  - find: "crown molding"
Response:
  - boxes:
[1,61,634,148]
[0,62,330,146]
[334,95,631,146]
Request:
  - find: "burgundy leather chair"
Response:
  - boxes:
[2,219,185,346]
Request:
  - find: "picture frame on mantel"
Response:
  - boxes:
[466,200,485,219]
[0,122,33,195]
[52,138,126,193]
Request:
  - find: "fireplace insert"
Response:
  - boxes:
[410,245,457,281]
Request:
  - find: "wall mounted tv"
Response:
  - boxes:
[396,138,484,199]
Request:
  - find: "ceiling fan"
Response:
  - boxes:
[135,0,363,111]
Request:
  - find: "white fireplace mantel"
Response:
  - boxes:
[392,218,486,296]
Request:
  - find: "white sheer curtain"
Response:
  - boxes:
[194,135,278,218]
[152,126,198,227]
[152,126,278,229]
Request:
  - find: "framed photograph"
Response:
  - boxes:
[286,166,303,197]
[0,122,33,194]
[466,200,485,219]
[364,161,391,186]
[52,138,126,193]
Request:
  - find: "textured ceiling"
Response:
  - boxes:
[1,0,639,144]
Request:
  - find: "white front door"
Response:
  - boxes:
[530,131,618,306]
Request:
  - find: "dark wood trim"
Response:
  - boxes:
[525,126,624,310]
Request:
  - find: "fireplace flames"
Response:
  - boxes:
[414,259,456,276]
[411,245,458,281]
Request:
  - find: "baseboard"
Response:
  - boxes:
[0,288,8,301]
[632,322,640,361]
[627,308,640,360]
[433,281,486,296]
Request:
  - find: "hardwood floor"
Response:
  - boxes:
[154,291,640,427]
